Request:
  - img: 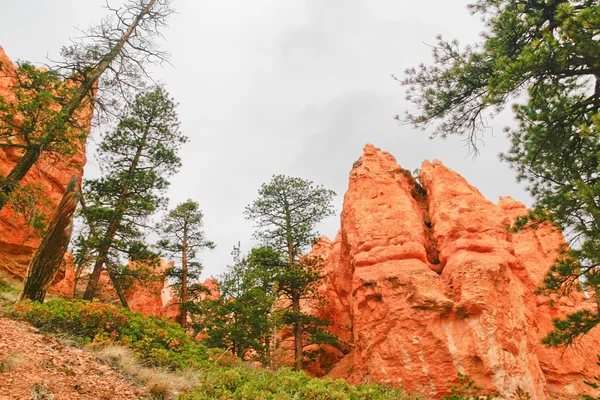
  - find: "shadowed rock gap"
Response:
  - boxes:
[401,168,442,273]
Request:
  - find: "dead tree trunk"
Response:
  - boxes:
[19,175,79,302]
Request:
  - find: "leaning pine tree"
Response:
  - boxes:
[80,87,187,305]
[0,0,174,212]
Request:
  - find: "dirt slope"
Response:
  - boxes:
[0,316,142,399]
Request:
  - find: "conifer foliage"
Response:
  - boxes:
[245,175,337,371]
[80,87,187,305]
[196,245,279,364]
[402,0,600,344]
[158,200,215,327]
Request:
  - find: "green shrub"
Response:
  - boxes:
[5,299,208,370]
[443,373,496,400]
[180,366,409,400]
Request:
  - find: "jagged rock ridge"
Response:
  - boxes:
[312,144,600,399]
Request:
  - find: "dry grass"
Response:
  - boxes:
[29,383,55,400]
[95,345,200,399]
[0,352,25,372]
[0,276,21,303]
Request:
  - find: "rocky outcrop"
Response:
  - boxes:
[93,259,220,321]
[0,46,89,290]
[314,144,600,399]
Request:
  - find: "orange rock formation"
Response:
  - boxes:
[94,259,220,321]
[314,144,600,399]
[0,46,88,295]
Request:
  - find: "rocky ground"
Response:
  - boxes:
[0,317,143,400]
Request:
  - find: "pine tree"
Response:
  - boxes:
[158,200,215,327]
[81,87,187,305]
[402,0,600,345]
[245,175,337,371]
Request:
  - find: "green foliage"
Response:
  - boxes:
[5,299,208,370]
[158,199,214,324]
[443,373,497,400]
[402,0,600,346]
[0,278,14,293]
[78,86,187,297]
[0,62,86,157]
[542,309,599,346]
[0,61,87,219]
[194,245,278,363]
[179,366,408,400]
[245,175,336,259]
[510,387,532,400]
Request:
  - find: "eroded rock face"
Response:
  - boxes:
[94,260,220,321]
[0,46,89,289]
[314,144,600,399]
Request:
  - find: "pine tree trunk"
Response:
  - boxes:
[19,175,79,302]
[292,288,302,371]
[0,146,41,210]
[83,125,149,301]
[180,228,188,327]
[82,219,119,300]
[107,263,130,309]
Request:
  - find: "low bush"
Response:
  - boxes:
[5,299,209,370]
[180,366,409,400]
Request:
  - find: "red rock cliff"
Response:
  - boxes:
[0,46,89,295]
[315,144,600,399]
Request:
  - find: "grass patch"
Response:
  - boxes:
[96,345,200,399]
[0,352,25,373]
[0,277,20,303]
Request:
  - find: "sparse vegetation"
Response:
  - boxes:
[443,373,497,400]
[5,299,209,370]
[97,345,200,399]
[2,296,415,400]
[29,383,55,400]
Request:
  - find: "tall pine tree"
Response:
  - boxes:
[245,175,337,371]
[80,87,187,305]
[158,200,215,327]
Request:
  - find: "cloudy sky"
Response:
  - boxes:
[0,0,530,278]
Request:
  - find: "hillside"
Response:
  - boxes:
[0,316,141,399]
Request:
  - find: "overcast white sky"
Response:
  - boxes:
[0,0,530,278]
